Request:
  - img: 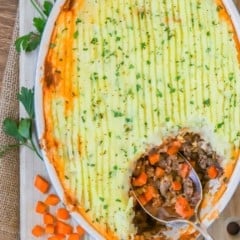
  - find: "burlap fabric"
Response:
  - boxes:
[0,13,19,240]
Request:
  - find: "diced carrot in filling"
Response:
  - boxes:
[138,194,148,206]
[148,152,160,165]
[171,181,182,191]
[144,186,157,202]
[179,163,190,178]
[175,196,194,219]
[155,167,165,178]
[132,172,148,187]
[207,165,218,179]
[167,140,182,155]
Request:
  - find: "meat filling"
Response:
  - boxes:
[130,131,223,239]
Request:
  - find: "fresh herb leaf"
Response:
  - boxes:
[33,17,46,34]
[15,0,54,52]
[43,1,54,16]
[17,87,34,118]
[1,88,42,160]
[15,32,41,53]
[3,118,26,142]
[18,119,31,139]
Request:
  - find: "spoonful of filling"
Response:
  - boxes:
[130,131,223,239]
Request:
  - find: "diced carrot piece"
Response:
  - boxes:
[144,185,157,202]
[46,224,55,234]
[138,194,148,206]
[55,234,65,239]
[167,140,182,155]
[55,221,73,235]
[32,225,45,237]
[76,225,85,237]
[48,237,58,240]
[207,165,218,179]
[35,201,48,214]
[155,167,165,178]
[45,194,60,206]
[171,181,182,191]
[57,234,65,240]
[132,172,148,187]
[43,212,55,225]
[68,233,81,240]
[34,175,50,193]
[175,196,194,219]
[179,163,190,178]
[51,234,65,240]
[148,152,160,165]
[48,235,65,240]
[56,208,70,220]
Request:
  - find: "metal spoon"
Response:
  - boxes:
[132,153,213,240]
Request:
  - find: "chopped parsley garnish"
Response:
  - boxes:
[217,122,224,129]
[203,98,211,107]
[91,37,98,44]
[156,89,163,97]
[99,197,104,202]
[167,83,176,93]
[125,118,133,123]
[73,30,79,39]
[136,84,142,92]
[112,111,124,117]
[136,73,141,80]
[103,205,108,209]
[129,64,134,69]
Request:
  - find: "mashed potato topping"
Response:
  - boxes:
[41,0,240,238]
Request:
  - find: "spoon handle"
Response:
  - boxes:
[191,222,214,240]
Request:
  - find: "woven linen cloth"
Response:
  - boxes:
[0,12,19,240]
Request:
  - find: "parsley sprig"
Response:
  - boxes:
[15,0,54,52]
[2,1,55,158]
[1,87,43,160]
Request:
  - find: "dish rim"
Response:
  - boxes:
[34,0,240,239]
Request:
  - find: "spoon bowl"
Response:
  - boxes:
[132,153,213,240]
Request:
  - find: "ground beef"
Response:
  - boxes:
[183,178,194,199]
